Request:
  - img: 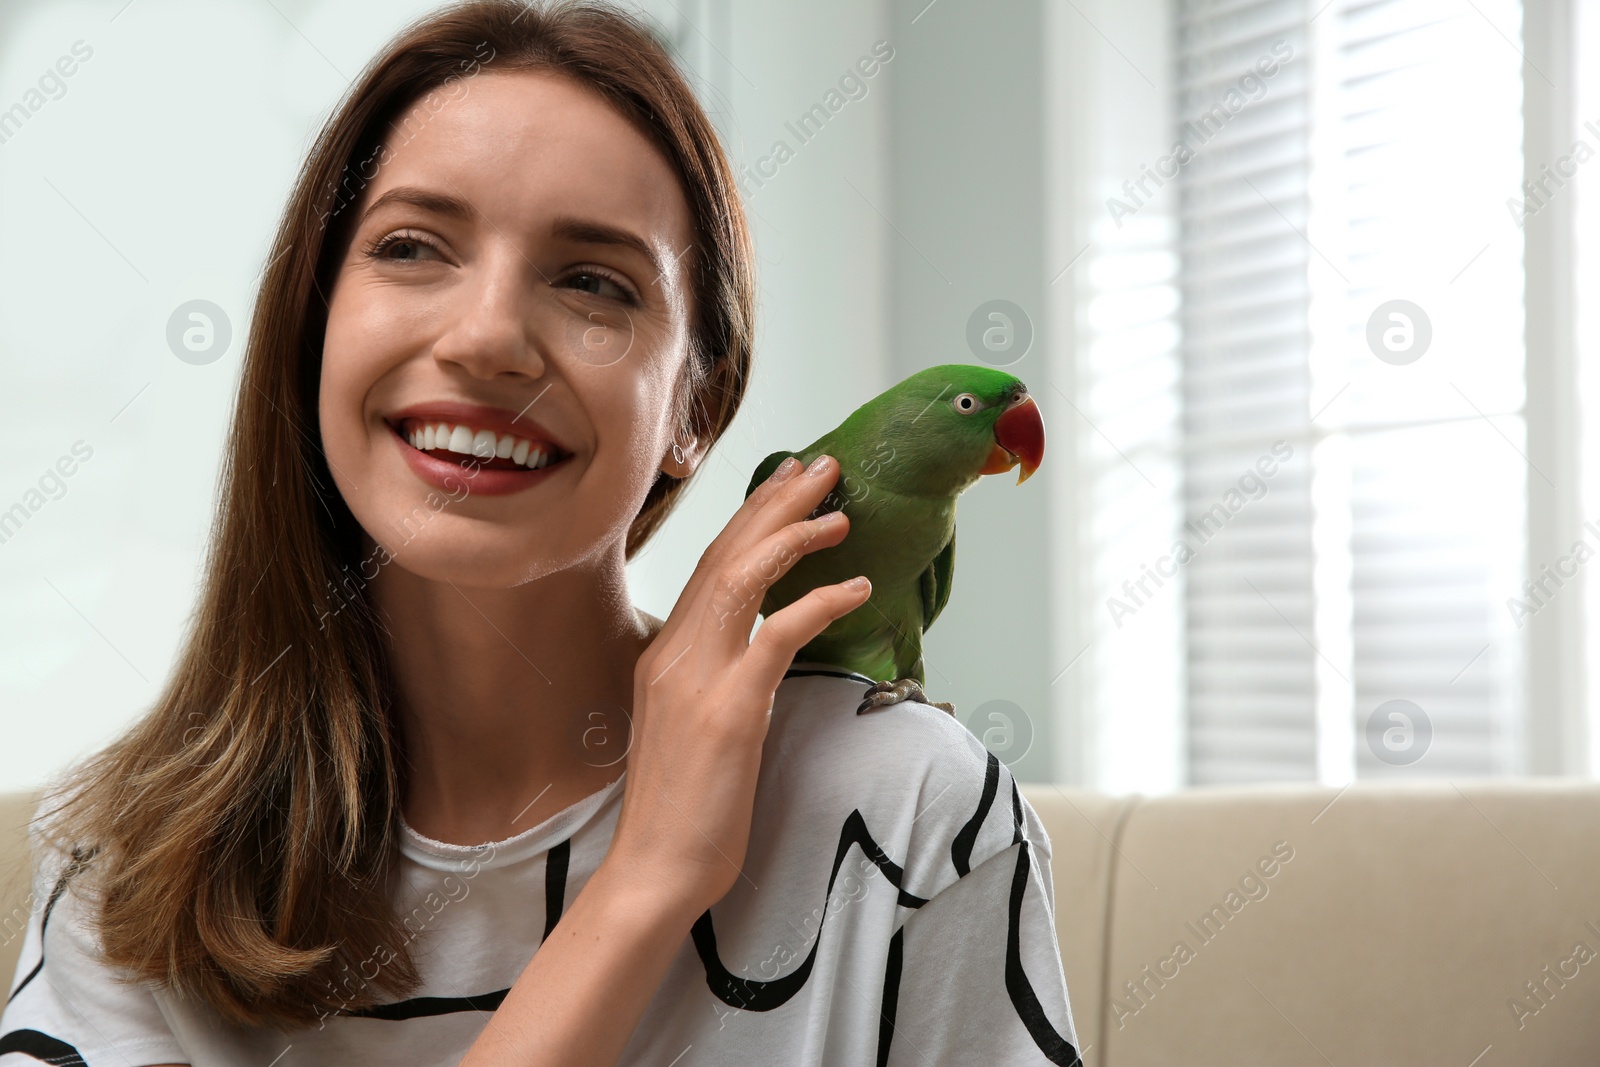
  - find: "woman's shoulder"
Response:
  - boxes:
[767,662,1044,900]
[773,659,1004,755]
[0,797,188,1067]
[771,662,990,767]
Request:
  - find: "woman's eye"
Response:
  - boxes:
[563,270,634,303]
[366,231,440,262]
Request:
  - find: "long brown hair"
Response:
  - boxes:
[30,0,755,1031]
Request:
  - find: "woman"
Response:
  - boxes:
[0,1,1079,1064]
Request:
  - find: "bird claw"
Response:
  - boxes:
[856,677,958,716]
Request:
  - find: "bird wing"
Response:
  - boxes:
[919,526,956,633]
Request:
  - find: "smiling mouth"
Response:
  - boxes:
[389,418,573,473]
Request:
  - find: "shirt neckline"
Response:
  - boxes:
[392,665,862,872]
[398,772,627,872]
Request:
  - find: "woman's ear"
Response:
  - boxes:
[660,432,707,479]
[661,365,711,478]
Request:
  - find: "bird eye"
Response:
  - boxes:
[953,392,981,414]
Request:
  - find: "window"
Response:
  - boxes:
[1061,0,1544,791]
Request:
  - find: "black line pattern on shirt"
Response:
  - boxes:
[1,847,99,1066]
[6,845,98,1008]
[342,989,507,1020]
[689,806,931,1016]
[872,767,1080,1066]
[541,838,569,943]
[0,1027,86,1065]
[952,751,1002,876]
[332,797,937,1024]
[877,836,1082,1066]
[875,927,904,1067]
[1003,776,1081,1065]
[683,742,1077,1066]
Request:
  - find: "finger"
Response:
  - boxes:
[721,454,839,553]
[645,456,809,652]
[742,577,872,690]
[679,455,842,624]
[702,508,853,653]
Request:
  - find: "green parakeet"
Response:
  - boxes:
[743,363,1045,716]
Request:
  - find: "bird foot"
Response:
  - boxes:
[856,677,957,716]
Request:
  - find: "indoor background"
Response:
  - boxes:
[0,0,1590,798]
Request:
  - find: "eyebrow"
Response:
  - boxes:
[362,186,472,225]
[361,185,670,282]
[549,214,668,283]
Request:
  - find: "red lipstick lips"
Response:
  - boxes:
[385,400,574,497]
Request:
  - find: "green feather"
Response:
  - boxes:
[922,528,955,634]
[742,364,1033,684]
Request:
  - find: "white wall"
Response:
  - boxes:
[0,0,470,795]
[880,0,1060,784]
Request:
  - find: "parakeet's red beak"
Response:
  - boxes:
[980,393,1045,484]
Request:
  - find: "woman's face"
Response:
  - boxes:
[320,69,699,588]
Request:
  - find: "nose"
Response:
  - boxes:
[430,250,549,382]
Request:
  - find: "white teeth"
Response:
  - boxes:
[404,420,561,470]
[470,428,498,459]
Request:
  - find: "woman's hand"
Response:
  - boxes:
[605,453,869,919]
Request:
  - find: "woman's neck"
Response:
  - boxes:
[369,548,663,846]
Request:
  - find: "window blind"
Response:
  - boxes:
[1324,0,1525,778]
[1167,0,1526,783]
[1174,0,1317,784]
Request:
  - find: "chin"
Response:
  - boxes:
[356,510,556,586]
[388,540,570,590]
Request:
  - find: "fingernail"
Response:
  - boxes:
[816,509,845,524]
[844,575,869,590]
[806,454,832,477]
[771,456,801,482]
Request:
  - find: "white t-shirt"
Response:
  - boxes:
[1,663,1081,1066]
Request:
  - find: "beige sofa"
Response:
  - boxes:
[4,780,1599,1065]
